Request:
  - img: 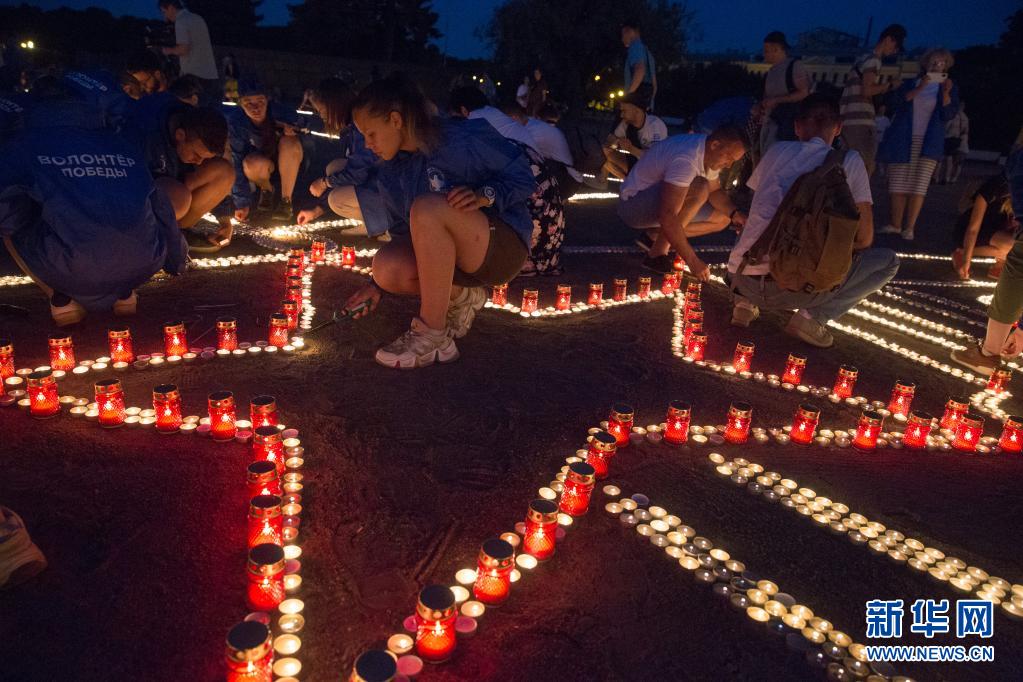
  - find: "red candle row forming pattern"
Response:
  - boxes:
[495,273,684,313]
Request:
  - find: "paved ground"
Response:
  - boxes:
[1,159,1021,681]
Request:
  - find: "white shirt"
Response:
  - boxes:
[620,134,709,201]
[728,138,872,275]
[467,106,537,151]
[515,84,529,108]
[175,9,218,79]
[613,113,667,149]
[526,118,573,166]
[912,81,940,137]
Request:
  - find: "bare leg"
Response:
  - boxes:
[180,157,233,228]
[327,185,365,222]
[243,153,274,191]
[649,181,710,257]
[889,193,908,230]
[605,152,631,180]
[371,239,420,295]
[904,194,926,233]
[276,135,303,202]
[155,177,193,222]
[984,319,1014,356]
[685,210,731,238]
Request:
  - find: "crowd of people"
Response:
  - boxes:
[0,5,1021,378]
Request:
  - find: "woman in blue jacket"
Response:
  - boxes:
[343,74,537,369]
[877,48,960,241]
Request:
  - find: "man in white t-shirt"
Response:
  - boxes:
[728,94,899,348]
[587,92,667,190]
[449,86,538,151]
[159,1,220,107]
[617,126,748,278]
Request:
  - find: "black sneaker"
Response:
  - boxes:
[642,254,674,274]
[256,189,274,213]
[272,197,293,222]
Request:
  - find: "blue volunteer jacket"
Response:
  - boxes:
[227,102,305,209]
[370,117,536,244]
[0,101,186,311]
[62,69,135,132]
[321,126,386,230]
[0,91,32,145]
[877,78,960,164]
[123,93,192,181]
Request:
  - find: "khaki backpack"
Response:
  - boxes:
[740,149,861,293]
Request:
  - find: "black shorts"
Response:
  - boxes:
[452,213,529,287]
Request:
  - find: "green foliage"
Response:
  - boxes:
[185,0,263,47]
[656,61,761,121]
[286,0,441,62]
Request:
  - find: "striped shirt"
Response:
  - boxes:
[841,53,881,128]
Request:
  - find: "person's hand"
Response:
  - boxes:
[309,177,329,198]
[210,218,234,247]
[956,261,971,281]
[233,206,249,222]
[687,256,711,282]
[280,123,298,136]
[942,78,954,94]
[731,210,748,228]
[297,207,324,225]
[1001,328,1023,358]
[619,138,638,154]
[344,283,382,319]
[446,186,483,211]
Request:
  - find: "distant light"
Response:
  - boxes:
[617,89,624,97]
[26,40,34,49]
[496,81,501,86]
[594,74,601,81]
[609,92,616,99]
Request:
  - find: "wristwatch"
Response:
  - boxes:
[480,186,496,208]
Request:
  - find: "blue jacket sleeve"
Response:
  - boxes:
[939,84,959,123]
[471,135,536,215]
[228,113,253,210]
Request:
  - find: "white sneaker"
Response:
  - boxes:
[877,224,901,235]
[0,507,47,588]
[901,229,915,241]
[50,299,86,326]
[113,292,138,316]
[375,317,460,369]
[447,287,487,339]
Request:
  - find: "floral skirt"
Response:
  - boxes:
[519,144,565,274]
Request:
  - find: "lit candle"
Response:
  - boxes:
[724,402,753,444]
[248,461,282,498]
[286,257,302,282]
[733,340,755,373]
[27,370,60,418]
[829,365,857,399]
[150,384,183,433]
[790,403,820,445]
[613,278,628,302]
[558,462,596,516]
[94,378,126,428]
[584,430,617,479]
[998,415,1023,453]
[341,245,357,267]
[286,286,303,312]
[987,366,1012,393]
[253,426,286,475]
[289,247,306,266]
[555,284,572,311]
[48,333,76,371]
[246,544,286,611]
[225,620,274,682]
[349,649,397,682]
[522,499,558,561]
[163,321,188,357]
[902,411,932,449]
[208,391,238,441]
[852,410,884,451]
[268,313,290,348]
[414,585,457,663]
[660,274,675,295]
[664,400,691,445]
[311,241,326,263]
[472,537,515,606]
[248,495,284,548]
[587,282,604,305]
[0,339,13,387]
[952,413,984,453]
[606,403,634,446]
[685,331,707,361]
[107,327,135,364]
[217,317,239,351]
[250,395,279,428]
[887,380,916,418]
[940,396,970,430]
[521,289,539,314]
[683,320,704,348]
[637,276,651,299]
[684,305,704,328]
[781,353,807,385]
[490,284,508,306]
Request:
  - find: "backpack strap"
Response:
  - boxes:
[785,58,800,94]
[815,148,848,179]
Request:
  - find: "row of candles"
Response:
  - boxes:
[488,274,681,318]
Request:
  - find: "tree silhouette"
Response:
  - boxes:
[287,0,440,62]
[185,0,264,48]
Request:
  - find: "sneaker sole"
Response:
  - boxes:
[450,300,487,339]
[376,344,460,369]
[949,352,997,375]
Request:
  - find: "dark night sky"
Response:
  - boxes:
[15,0,1021,58]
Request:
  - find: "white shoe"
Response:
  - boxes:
[50,299,86,326]
[877,224,901,235]
[901,229,915,241]
[113,292,138,316]
[447,287,487,339]
[0,507,47,588]
[375,317,460,369]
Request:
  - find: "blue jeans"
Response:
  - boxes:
[730,248,900,323]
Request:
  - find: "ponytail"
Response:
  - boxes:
[350,72,439,153]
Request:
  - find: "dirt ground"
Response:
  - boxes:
[1,163,1022,681]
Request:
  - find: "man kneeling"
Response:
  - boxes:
[727,94,899,348]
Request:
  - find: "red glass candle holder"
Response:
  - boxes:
[686,282,702,298]
[217,317,239,351]
[349,650,398,682]
[724,402,753,444]
[613,278,628,302]
[162,321,187,357]
[584,430,618,479]
[952,413,984,452]
[268,313,290,348]
[987,366,1012,393]
[107,327,134,364]
[341,245,357,267]
[208,391,238,441]
[285,276,303,294]
[733,340,755,373]
[685,331,707,361]
[415,585,457,663]
[684,305,703,326]
[248,494,284,548]
[27,370,59,418]
[998,415,1023,453]
[253,425,285,474]
[781,353,807,385]
[660,274,675,295]
[247,461,282,498]
[286,259,302,282]
[607,403,634,446]
[490,283,508,306]
[558,462,596,516]
[587,282,604,305]
[684,294,701,318]
[48,333,75,371]
[286,286,303,312]
[887,380,916,417]
[153,384,182,433]
[637,276,651,299]
[790,403,820,445]
[555,284,572,311]
[521,289,539,314]
[472,537,515,606]
[225,620,273,682]
[0,338,14,384]
[940,396,969,430]
[289,247,306,266]
[310,240,326,263]
[94,378,126,428]
[246,543,286,611]
[902,411,932,449]
[852,410,884,451]
[250,395,279,429]
[664,400,691,444]
[522,499,558,561]
[673,253,686,272]
[833,365,858,398]
[683,320,703,346]
[281,300,299,331]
